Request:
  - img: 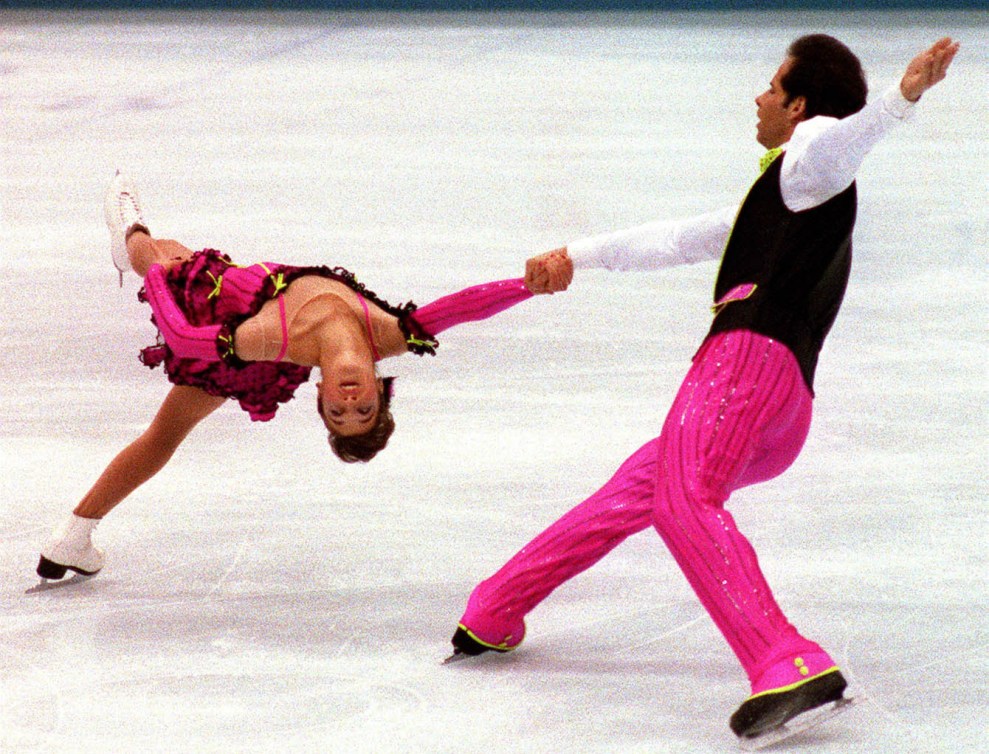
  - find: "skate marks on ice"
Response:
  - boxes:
[5,584,433,750]
[2,662,427,751]
[536,602,709,666]
[13,19,337,138]
[835,607,989,752]
[738,696,861,751]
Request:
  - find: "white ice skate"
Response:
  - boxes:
[35,514,106,584]
[104,169,148,286]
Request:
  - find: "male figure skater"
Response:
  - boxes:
[450,36,959,744]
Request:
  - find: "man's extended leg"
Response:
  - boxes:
[454,437,658,655]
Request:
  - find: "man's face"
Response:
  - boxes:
[755,58,804,149]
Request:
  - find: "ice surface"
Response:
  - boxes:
[1,9,986,753]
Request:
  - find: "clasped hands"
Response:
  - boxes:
[524,247,574,294]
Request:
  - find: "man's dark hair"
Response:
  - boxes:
[782,34,868,119]
[324,377,396,463]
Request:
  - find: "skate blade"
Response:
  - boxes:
[442,651,472,665]
[442,649,510,666]
[25,574,96,594]
[738,696,861,751]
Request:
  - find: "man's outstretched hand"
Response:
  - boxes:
[900,37,960,103]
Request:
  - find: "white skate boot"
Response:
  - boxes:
[104,170,148,286]
[37,514,106,580]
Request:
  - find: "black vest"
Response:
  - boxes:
[705,155,857,392]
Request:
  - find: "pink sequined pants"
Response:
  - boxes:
[461,330,833,692]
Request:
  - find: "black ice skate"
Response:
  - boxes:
[731,668,852,748]
[443,625,517,664]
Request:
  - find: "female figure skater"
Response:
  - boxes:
[450,37,959,744]
[37,172,540,583]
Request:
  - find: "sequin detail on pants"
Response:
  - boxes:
[652,330,817,684]
[461,330,823,688]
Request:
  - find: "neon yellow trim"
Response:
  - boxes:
[457,623,520,652]
[270,272,287,294]
[759,147,783,174]
[217,332,235,358]
[746,666,841,702]
[257,263,288,296]
[407,335,439,349]
[206,271,223,299]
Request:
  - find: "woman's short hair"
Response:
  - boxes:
[324,377,396,463]
[783,34,868,119]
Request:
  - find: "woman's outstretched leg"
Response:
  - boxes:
[126,232,194,278]
[38,386,226,581]
[104,170,193,281]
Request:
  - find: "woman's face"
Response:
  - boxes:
[317,359,380,437]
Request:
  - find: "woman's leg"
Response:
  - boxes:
[126,231,195,277]
[38,386,226,580]
[105,170,193,280]
[73,386,226,519]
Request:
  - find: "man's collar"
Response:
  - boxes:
[759,146,785,173]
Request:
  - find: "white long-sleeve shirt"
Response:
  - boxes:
[567,84,916,272]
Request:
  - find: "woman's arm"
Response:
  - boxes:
[143,264,231,361]
[404,278,535,346]
[74,386,226,518]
